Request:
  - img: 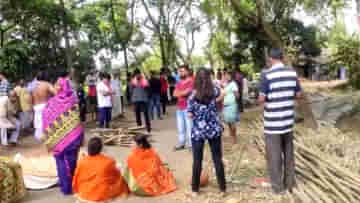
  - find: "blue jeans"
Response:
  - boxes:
[99,107,112,128]
[149,94,162,120]
[176,110,192,147]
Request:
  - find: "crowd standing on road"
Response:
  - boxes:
[0,47,303,202]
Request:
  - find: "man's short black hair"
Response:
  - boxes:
[269,48,283,60]
[88,137,103,156]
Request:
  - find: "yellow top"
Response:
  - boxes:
[14,86,32,112]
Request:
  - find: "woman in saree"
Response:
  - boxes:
[42,77,84,195]
[73,137,129,202]
[123,135,177,196]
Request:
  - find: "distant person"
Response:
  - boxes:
[160,69,169,116]
[130,69,151,133]
[124,135,177,196]
[97,73,114,128]
[234,70,244,113]
[111,73,122,118]
[222,71,240,144]
[173,65,194,150]
[14,79,33,132]
[0,91,21,146]
[168,73,177,104]
[6,91,22,145]
[148,71,163,120]
[187,68,226,196]
[32,71,56,141]
[0,72,10,97]
[73,137,129,201]
[86,70,98,121]
[258,48,303,194]
[77,82,87,122]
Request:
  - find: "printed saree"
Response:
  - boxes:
[123,148,177,196]
[72,154,129,202]
[0,157,26,203]
[42,78,84,154]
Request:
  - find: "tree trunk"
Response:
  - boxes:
[0,30,3,48]
[159,34,168,67]
[123,45,129,77]
[159,1,169,67]
[59,0,73,71]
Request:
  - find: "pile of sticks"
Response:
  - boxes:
[252,119,360,203]
[90,126,149,147]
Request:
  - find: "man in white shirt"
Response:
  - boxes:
[97,72,114,128]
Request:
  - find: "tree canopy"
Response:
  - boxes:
[0,0,359,87]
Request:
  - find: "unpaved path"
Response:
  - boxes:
[1,106,193,203]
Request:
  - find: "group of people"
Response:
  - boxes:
[0,47,303,202]
[172,48,303,196]
[73,135,176,202]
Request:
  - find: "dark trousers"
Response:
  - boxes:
[149,94,162,119]
[192,136,226,192]
[134,101,151,132]
[79,103,87,122]
[99,107,112,128]
[265,132,295,193]
[161,93,167,115]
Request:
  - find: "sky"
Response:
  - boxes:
[293,0,358,34]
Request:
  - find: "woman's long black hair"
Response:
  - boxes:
[194,68,215,104]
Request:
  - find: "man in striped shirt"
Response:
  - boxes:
[258,48,302,194]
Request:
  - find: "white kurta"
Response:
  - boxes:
[111,79,122,118]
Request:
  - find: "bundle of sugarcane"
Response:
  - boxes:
[90,126,149,147]
[251,119,360,203]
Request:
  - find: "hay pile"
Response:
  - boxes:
[90,126,149,147]
[252,119,360,203]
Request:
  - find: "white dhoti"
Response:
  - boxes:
[33,103,46,141]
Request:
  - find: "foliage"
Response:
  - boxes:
[330,35,360,89]
[239,63,255,78]
[0,0,355,84]
[141,54,162,73]
[189,55,207,70]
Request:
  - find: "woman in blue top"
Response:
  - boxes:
[187,68,226,196]
[222,71,240,144]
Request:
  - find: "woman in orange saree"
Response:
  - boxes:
[123,135,177,196]
[72,137,128,202]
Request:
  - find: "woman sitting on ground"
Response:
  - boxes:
[72,137,129,202]
[123,135,177,196]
